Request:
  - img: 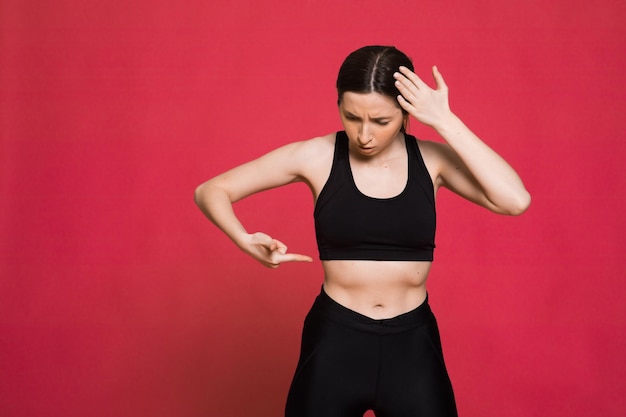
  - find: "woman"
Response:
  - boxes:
[195,45,530,417]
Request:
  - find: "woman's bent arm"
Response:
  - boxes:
[395,66,531,215]
[194,140,317,267]
[430,113,531,215]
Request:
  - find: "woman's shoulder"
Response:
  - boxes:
[412,137,448,163]
[408,137,450,185]
[286,133,337,188]
[288,132,336,162]
[299,132,336,151]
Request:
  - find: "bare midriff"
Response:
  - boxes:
[321,260,432,320]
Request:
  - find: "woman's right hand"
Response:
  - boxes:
[241,232,313,268]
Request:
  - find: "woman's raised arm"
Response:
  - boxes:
[394,65,531,215]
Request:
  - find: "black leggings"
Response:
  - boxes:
[285,288,458,417]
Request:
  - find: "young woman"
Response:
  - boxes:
[195,45,530,417]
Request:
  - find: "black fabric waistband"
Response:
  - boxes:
[310,286,435,334]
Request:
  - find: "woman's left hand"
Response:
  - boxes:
[394,65,452,129]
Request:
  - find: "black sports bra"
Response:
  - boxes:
[314,131,436,261]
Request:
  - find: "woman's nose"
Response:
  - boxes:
[358,125,372,144]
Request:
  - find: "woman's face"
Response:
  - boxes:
[339,92,406,157]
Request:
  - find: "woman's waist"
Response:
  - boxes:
[309,285,434,331]
[321,260,431,319]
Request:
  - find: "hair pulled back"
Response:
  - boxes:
[336,45,414,112]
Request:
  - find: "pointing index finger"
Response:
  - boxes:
[279,253,313,264]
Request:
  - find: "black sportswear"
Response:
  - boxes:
[285,287,458,417]
[314,131,436,261]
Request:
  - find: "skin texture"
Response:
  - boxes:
[195,65,530,319]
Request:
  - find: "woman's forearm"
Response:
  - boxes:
[434,112,531,214]
[194,181,249,248]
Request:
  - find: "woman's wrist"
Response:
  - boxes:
[430,110,462,137]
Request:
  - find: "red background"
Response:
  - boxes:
[1,1,625,416]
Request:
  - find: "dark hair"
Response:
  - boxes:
[336,45,414,112]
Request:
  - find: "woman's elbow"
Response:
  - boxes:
[194,182,212,208]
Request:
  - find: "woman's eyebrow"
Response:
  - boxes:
[342,110,391,121]
[342,110,360,118]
